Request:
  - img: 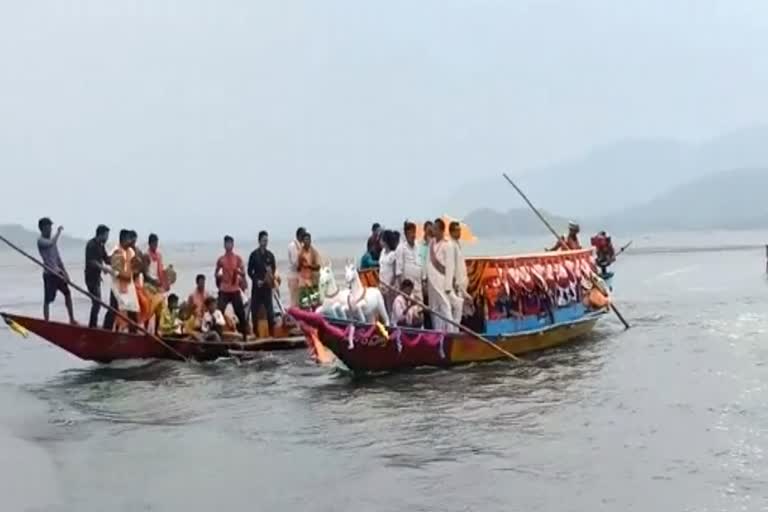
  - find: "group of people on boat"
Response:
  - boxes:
[34,213,615,338]
[352,218,472,331]
[36,218,297,341]
[354,218,618,330]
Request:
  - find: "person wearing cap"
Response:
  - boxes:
[550,221,582,251]
[84,225,112,328]
[37,217,77,324]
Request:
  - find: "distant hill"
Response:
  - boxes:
[0,224,84,252]
[443,124,768,219]
[601,168,768,231]
[463,208,571,237]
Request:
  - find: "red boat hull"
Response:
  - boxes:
[1,312,305,363]
[291,308,604,373]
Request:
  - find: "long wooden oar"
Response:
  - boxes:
[0,234,192,362]
[616,240,633,257]
[378,281,524,363]
[501,173,631,330]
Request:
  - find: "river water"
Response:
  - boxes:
[1,231,767,511]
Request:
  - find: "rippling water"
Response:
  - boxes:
[1,231,767,511]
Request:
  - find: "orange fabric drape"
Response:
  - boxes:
[413,215,477,243]
[359,249,594,302]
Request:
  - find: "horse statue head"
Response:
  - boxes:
[344,260,359,287]
[318,264,336,296]
[318,264,334,287]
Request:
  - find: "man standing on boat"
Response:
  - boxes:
[104,229,140,332]
[395,221,424,302]
[447,221,470,327]
[37,217,77,324]
[287,227,306,307]
[215,235,248,340]
[146,233,170,292]
[84,224,112,328]
[248,230,277,337]
[425,218,454,332]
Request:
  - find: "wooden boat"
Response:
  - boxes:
[0,312,305,363]
[293,248,612,373]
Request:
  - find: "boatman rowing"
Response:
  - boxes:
[551,221,582,251]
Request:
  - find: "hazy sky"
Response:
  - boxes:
[2,1,767,240]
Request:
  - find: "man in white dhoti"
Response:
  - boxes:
[395,221,424,302]
[104,229,140,332]
[448,221,470,329]
[425,218,454,332]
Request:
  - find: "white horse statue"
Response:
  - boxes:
[344,262,390,325]
[315,265,350,319]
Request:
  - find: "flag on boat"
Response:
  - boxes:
[2,315,29,338]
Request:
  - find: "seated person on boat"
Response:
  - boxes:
[200,297,226,341]
[187,274,210,328]
[159,293,183,337]
[391,279,423,328]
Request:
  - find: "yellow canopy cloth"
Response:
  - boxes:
[413,214,477,243]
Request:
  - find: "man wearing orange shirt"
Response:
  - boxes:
[215,235,248,340]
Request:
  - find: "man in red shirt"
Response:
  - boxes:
[215,235,248,340]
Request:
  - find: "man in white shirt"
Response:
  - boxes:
[447,221,470,328]
[287,227,306,307]
[395,221,424,302]
[425,218,454,332]
[391,279,423,327]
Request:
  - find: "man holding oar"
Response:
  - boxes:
[37,217,77,324]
